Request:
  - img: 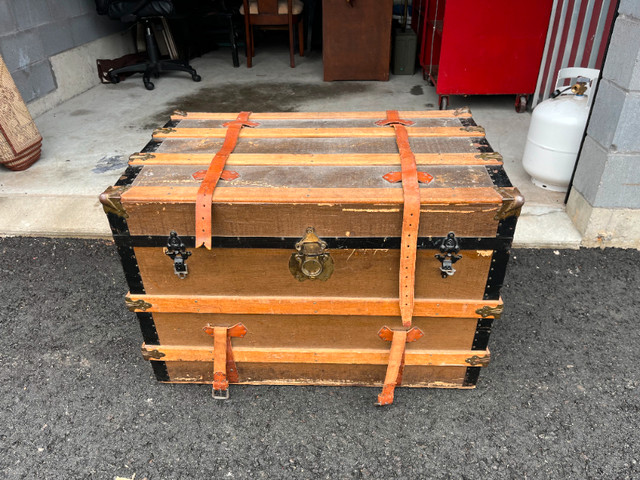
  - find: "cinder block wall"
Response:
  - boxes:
[567,0,640,247]
[0,0,125,104]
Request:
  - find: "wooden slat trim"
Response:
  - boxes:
[121,186,504,205]
[142,343,491,367]
[125,294,503,317]
[129,152,503,167]
[152,127,484,140]
[171,110,472,121]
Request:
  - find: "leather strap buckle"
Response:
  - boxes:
[376,326,424,406]
[203,323,247,400]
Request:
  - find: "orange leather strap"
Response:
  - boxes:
[377,111,421,328]
[195,112,259,249]
[213,327,229,395]
[203,323,247,399]
[376,326,424,406]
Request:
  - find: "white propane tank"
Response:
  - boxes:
[522,67,600,192]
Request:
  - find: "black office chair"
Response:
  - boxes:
[96,0,201,90]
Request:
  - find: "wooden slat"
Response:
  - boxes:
[126,293,502,317]
[142,343,490,367]
[164,362,470,387]
[129,152,503,166]
[171,110,473,121]
[121,186,504,205]
[152,127,484,140]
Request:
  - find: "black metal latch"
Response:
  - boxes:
[435,232,462,278]
[164,231,191,279]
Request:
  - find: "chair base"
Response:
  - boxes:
[109,17,201,90]
[109,58,201,90]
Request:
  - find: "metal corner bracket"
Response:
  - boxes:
[494,187,525,220]
[98,185,129,218]
[466,354,490,367]
[141,346,166,361]
[125,297,152,312]
[475,305,504,319]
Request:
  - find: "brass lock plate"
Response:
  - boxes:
[289,227,334,281]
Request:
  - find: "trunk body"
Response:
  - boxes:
[101,110,522,396]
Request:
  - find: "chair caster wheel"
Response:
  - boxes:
[192,74,201,82]
[144,80,155,91]
[109,73,120,84]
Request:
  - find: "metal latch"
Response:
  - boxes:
[164,231,191,279]
[289,227,334,281]
[435,232,462,278]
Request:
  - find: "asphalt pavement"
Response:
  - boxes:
[0,238,638,479]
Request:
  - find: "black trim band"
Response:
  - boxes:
[106,212,128,236]
[141,139,160,153]
[473,137,493,153]
[463,367,482,387]
[137,312,160,344]
[115,244,145,294]
[484,249,510,300]
[471,318,494,351]
[113,234,513,251]
[497,215,518,238]
[151,361,170,382]
[485,165,512,188]
[115,165,142,187]
[460,117,477,128]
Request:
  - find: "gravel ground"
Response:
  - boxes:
[0,238,638,479]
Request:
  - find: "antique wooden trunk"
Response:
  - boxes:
[100,109,523,405]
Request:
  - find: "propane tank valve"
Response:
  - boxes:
[571,82,588,96]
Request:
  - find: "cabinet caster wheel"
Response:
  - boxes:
[144,80,155,91]
[438,95,449,110]
[192,74,202,82]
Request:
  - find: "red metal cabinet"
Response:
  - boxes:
[413,0,553,111]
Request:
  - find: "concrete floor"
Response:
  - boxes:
[0,47,582,247]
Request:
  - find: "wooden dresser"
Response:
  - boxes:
[322,0,393,81]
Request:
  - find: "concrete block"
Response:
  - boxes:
[39,21,75,57]
[618,0,640,19]
[568,189,640,248]
[0,0,17,35]
[602,16,640,92]
[26,30,134,117]
[586,79,625,150]
[0,29,45,71]
[47,0,93,20]
[611,92,640,153]
[11,0,52,31]
[593,153,640,208]
[513,209,582,249]
[572,135,608,205]
[10,60,57,103]
[70,14,122,47]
